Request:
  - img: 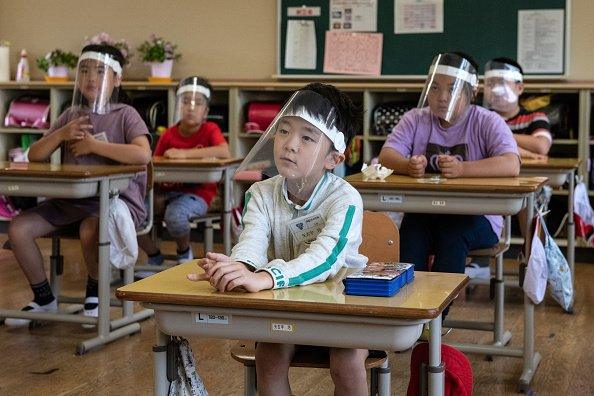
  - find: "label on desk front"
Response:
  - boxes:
[7,185,19,192]
[193,313,230,325]
[380,194,403,204]
[271,323,295,332]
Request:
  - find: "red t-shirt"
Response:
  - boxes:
[153,122,227,205]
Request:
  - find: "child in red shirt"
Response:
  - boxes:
[137,76,230,277]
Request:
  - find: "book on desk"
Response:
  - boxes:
[343,262,414,297]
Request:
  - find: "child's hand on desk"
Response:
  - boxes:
[69,132,97,156]
[163,148,188,159]
[61,116,93,142]
[187,252,274,292]
[438,155,464,178]
[519,147,548,161]
[408,155,427,178]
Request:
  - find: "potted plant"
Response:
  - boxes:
[137,34,181,81]
[84,32,132,66]
[0,40,10,82]
[36,49,78,82]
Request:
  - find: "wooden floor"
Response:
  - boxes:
[0,236,592,396]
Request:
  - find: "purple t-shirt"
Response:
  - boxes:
[46,103,150,226]
[383,105,519,237]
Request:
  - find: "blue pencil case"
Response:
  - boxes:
[343,262,414,297]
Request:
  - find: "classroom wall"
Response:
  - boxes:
[0,0,593,81]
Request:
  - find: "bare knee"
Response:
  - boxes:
[255,343,294,376]
[329,348,368,393]
[79,217,99,247]
[8,213,49,242]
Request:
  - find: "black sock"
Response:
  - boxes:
[148,250,162,258]
[177,247,190,255]
[85,276,98,310]
[31,280,55,306]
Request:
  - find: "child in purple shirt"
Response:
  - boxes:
[6,44,151,327]
[379,53,520,304]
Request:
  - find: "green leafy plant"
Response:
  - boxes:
[137,34,181,63]
[36,49,78,72]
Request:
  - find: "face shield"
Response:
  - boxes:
[483,60,523,113]
[173,78,211,126]
[417,54,478,124]
[71,51,122,115]
[235,90,346,202]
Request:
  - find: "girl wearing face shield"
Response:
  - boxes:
[6,44,151,327]
[378,53,521,317]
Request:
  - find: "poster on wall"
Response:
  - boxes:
[517,9,564,73]
[285,20,317,70]
[329,0,377,32]
[323,31,383,75]
[394,0,444,34]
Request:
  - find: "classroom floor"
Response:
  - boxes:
[0,236,592,396]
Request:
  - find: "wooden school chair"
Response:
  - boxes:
[444,215,513,350]
[230,210,399,396]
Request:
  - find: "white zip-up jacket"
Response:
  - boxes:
[231,172,367,289]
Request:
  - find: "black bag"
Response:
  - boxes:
[372,102,414,136]
[207,105,229,132]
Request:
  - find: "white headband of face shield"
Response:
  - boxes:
[429,64,478,88]
[176,84,211,100]
[283,108,347,154]
[78,51,123,76]
[484,69,523,83]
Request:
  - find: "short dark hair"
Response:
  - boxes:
[446,52,479,74]
[81,44,125,70]
[490,57,524,75]
[178,76,213,104]
[289,83,362,149]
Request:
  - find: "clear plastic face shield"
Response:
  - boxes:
[173,79,210,127]
[483,60,523,114]
[417,54,478,125]
[71,51,122,115]
[235,90,346,202]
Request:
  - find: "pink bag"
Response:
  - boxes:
[4,97,50,129]
[243,102,282,133]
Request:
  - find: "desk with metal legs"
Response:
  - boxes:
[152,157,242,255]
[117,262,468,396]
[0,161,153,354]
[520,158,580,290]
[346,173,547,392]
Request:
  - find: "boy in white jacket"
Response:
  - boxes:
[188,83,369,396]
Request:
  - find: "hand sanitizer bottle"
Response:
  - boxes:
[16,49,30,82]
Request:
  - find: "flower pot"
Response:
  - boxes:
[150,59,173,80]
[45,65,69,82]
[0,45,9,82]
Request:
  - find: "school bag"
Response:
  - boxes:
[523,212,548,304]
[407,342,473,396]
[372,102,414,136]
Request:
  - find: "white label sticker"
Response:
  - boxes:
[380,194,403,204]
[288,211,324,245]
[431,200,446,207]
[194,313,230,325]
[7,185,19,191]
[272,323,295,332]
[92,131,108,142]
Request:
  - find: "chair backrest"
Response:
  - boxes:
[360,211,400,263]
[136,161,154,235]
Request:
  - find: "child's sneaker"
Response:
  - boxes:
[135,253,165,279]
[4,299,58,327]
[176,248,193,264]
[464,263,490,280]
[82,296,99,329]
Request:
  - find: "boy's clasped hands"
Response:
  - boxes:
[188,252,274,292]
[408,154,464,178]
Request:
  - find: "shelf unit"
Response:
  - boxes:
[1,80,593,249]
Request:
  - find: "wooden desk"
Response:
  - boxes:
[117,262,468,396]
[152,157,243,254]
[0,161,153,354]
[346,173,547,392]
[521,158,580,286]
